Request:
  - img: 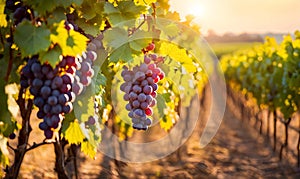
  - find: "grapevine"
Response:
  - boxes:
[0,0,206,177]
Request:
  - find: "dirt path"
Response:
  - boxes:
[15,86,300,178]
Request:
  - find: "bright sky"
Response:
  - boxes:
[169,0,300,35]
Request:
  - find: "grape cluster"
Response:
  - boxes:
[21,56,76,139]
[120,54,165,130]
[5,0,31,25]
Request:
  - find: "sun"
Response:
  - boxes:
[188,4,205,18]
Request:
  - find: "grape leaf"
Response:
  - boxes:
[156,94,166,118]
[104,1,146,26]
[50,20,88,56]
[40,45,62,68]
[24,0,57,15]
[81,140,97,158]
[14,21,51,57]
[63,120,85,145]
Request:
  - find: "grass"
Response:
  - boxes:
[208,42,261,58]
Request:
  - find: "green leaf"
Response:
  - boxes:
[156,94,167,118]
[14,21,51,57]
[24,0,58,15]
[104,1,146,26]
[40,45,62,68]
[110,44,133,62]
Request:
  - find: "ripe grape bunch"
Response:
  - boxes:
[120,49,165,130]
[20,27,101,139]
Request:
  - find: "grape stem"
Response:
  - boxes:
[25,141,50,153]
[128,14,146,37]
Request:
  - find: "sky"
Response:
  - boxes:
[169,0,300,35]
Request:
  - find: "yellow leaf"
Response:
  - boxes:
[159,42,196,73]
[64,120,85,144]
[50,20,88,56]
[81,141,97,158]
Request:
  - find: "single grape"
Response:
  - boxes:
[34,97,45,108]
[144,56,151,64]
[80,75,92,86]
[72,82,83,95]
[29,87,39,96]
[128,110,134,118]
[39,122,48,131]
[150,98,157,107]
[87,116,96,125]
[143,85,153,95]
[81,61,91,73]
[152,83,158,91]
[132,100,140,108]
[129,92,138,101]
[66,56,76,66]
[132,85,142,93]
[141,80,148,86]
[43,104,51,113]
[145,70,153,77]
[145,118,152,125]
[86,69,94,77]
[123,74,132,82]
[20,79,29,88]
[87,51,97,61]
[31,63,41,72]
[52,90,60,96]
[9,133,16,139]
[44,129,53,139]
[151,91,157,98]
[140,102,149,109]
[62,74,74,84]
[120,83,127,92]
[32,78,43,89]
[145,108,153,116]
[148,63,156,70]
[37,110,46,119]
[47,96,58,106]
[62,102,73,113]
[42,65,52,75]
[147,77,154,84]
[58,94,69,104]
[44,80,52,86]
[125,103,132,111]
[140,63,148,72]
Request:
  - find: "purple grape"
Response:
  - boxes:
[87,51,97,61]
[20,80,29,88]
[37,110,46,119]
[42,65,51,75]
[128,110,134,118]
[72,82,83,95]
[51,90,60,96]
[145,118,152,125]
[143,85,153,95]
[58,94,69,104]
[51,104,62,114]
[129,92,137,100]
[132,85,142,93]
[81,61,91,73]
[152,83,158,91]
[132,100,140,108]
[9,133,16,139]
[67,91,76,102]
[132,118,140,124]
[138,93,147,102]
[123,74,132,82]
[31,63,41,72]
[62,74,74,84]
[43,104,51,113]
[140,102,148,109]
[32,78,43,89]
[39,122,48,130]
[144,56,151,64]
[140,63,148,72]
[47,96,58,106]
[44,129,53,139]
[141,80,148,86]
[29,87,39,96]
[80,75,91,86]
[125,103,132,111]
[34,97,45,108]
[87,116,96,125]
[63,102,73,113]
[147,77,154,84]
[44,80,52,86]
[41,86,51,98]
